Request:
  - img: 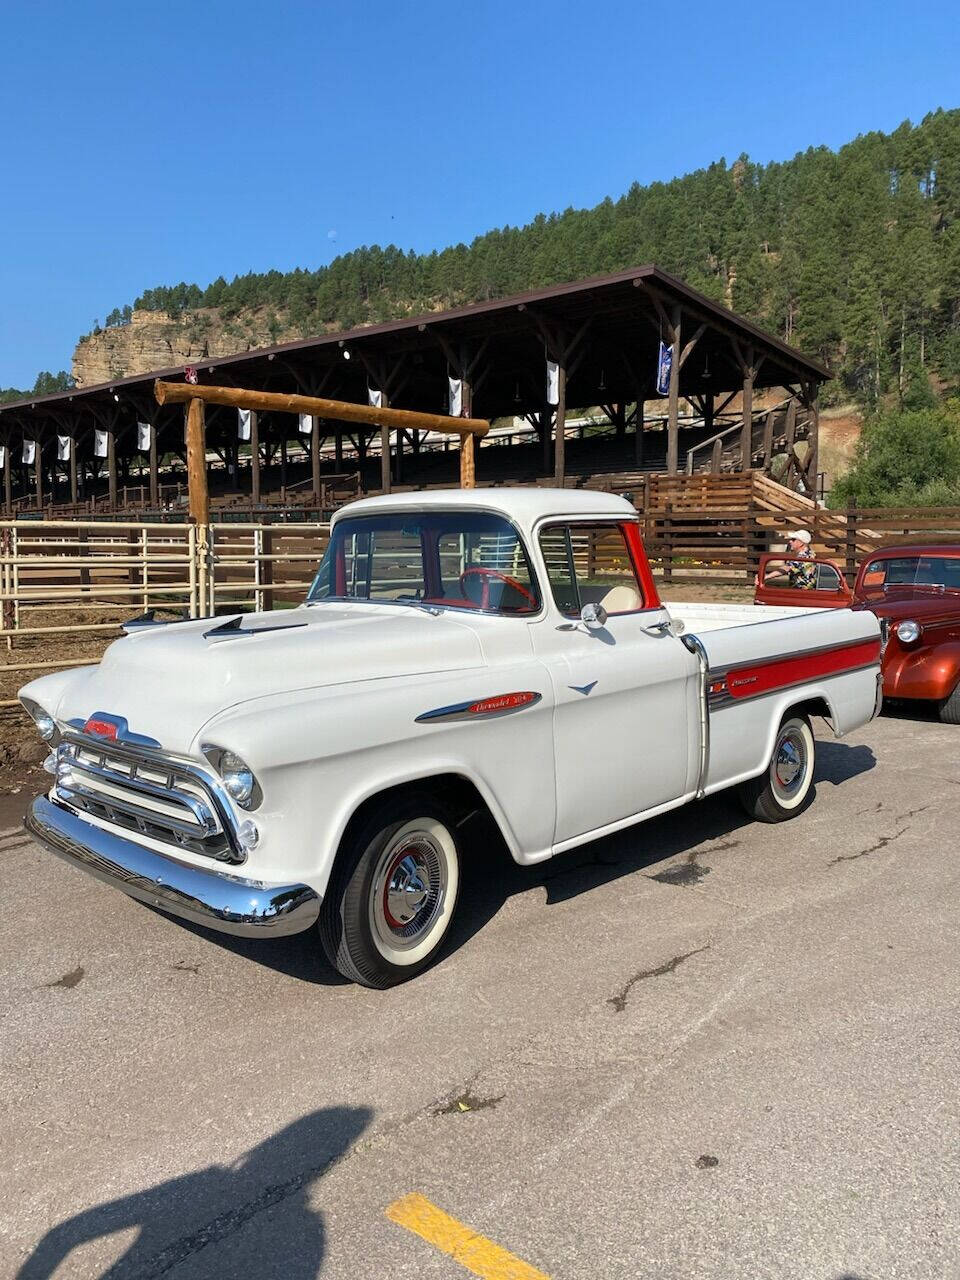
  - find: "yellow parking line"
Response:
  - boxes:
[386,1192,551,1280]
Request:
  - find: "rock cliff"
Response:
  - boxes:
[71,307,302,387]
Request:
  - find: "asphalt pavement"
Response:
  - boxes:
[1,709,958,1279]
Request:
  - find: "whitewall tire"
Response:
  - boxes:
[738,714,816,822]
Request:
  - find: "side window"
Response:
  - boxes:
[539,523,645,617]
[814,563,843,591]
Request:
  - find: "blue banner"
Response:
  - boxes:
[656,340,673,396]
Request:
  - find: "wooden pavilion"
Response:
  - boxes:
[0,266,829,515]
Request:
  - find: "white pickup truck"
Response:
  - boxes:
[22,489,882,987]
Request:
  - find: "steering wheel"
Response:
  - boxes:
[459,567,536,610]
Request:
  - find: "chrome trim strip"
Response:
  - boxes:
[708,633,881,681]
[708,660,882,710]
[681,633,711,798]
[415,692,542,724]
[25,796,319,938]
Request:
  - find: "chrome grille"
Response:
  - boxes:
[53,736,241,863]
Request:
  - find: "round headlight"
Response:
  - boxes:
[897,619,922,645]
[221,751,254,805]
[21,697,57,741]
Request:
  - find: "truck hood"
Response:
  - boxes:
[52,604,485,754]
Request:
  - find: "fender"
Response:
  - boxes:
[884,640,960,701]
[321,757,529,894]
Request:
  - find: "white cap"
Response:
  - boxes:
[787,529,812,544]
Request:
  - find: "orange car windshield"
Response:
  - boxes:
[863,556,960,591]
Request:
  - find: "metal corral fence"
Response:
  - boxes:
[4,500,960,706]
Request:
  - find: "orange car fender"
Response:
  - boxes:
[884,640,960,701]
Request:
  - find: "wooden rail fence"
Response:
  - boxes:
[3,496,960,706]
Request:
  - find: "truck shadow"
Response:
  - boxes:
[447,736,877,942]
[14,1104,371,1280]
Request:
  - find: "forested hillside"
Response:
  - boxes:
[88,109,960,408]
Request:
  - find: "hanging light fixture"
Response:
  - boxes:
[702,353,711,381]
[513,380,521,404]
[598,368,606,393]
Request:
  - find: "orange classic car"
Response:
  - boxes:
[755,544,960,723]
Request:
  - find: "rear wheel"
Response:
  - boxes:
[939,683,960,725]
[738,714,815,822]
[319,793,461,988]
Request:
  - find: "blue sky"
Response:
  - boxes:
[1,0,958,388]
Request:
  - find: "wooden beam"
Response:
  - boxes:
[380,393,391,495]
[186,397,209,524]
[666,306,681,474]
[678,322,707,370]
[155,380,488,439]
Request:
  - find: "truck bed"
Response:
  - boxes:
[663,601,830,634]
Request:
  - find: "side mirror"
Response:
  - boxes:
[581,602,608,630]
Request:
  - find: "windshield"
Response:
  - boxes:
[307,511,540,614]
[862,555,960,591]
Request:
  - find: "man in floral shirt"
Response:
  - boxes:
[764,530,816,589]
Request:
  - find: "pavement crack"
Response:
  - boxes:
[123,1145,355,1278]
[607,946,709,1013]
[434,1089,504,1116]
[43,965,84,990]
[829,828,908,866]
[895,804,930,822]
[170,961,201,975]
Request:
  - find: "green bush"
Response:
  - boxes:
[829,402,960,507]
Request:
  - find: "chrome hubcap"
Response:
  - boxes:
[385,855,430,925]
[773,731,806,796]
[372,829,447,951]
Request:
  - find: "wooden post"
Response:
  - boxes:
[4,452,11,515]
[711,438,723,474]
[667,306,682,474]
[107,430,118,509]
[69,439,78,504]
[186,397,210,525]
[34,440,43,510]
[740,345,754,473]
[311,415,321,501]
[250,410,260,504]
[845,496,858,583]
[807,393,820,498]
[554,360,567,487]
[460,434,476,487]
[148,422,159,507]
[334,430,343,471]
[379,392,391,494]
[704,392,714,437]
[762,404,775,471]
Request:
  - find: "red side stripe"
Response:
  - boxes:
[723,638,881,700]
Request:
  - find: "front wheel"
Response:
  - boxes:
[939,682,960,725]
[738,714,816,822]
[319,793,461,987]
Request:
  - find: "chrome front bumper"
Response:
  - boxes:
[25,795,320,938]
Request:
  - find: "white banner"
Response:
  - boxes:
[57,434,71,461]
[137,421,151,451]
[0,446,7,470]
[546,360,560,406]
[22,438,36,465]
[367,387,382,409]
[94,429,108,458]
[298,413,314,436]
[238,408,251,441]
[448,376,463,417]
